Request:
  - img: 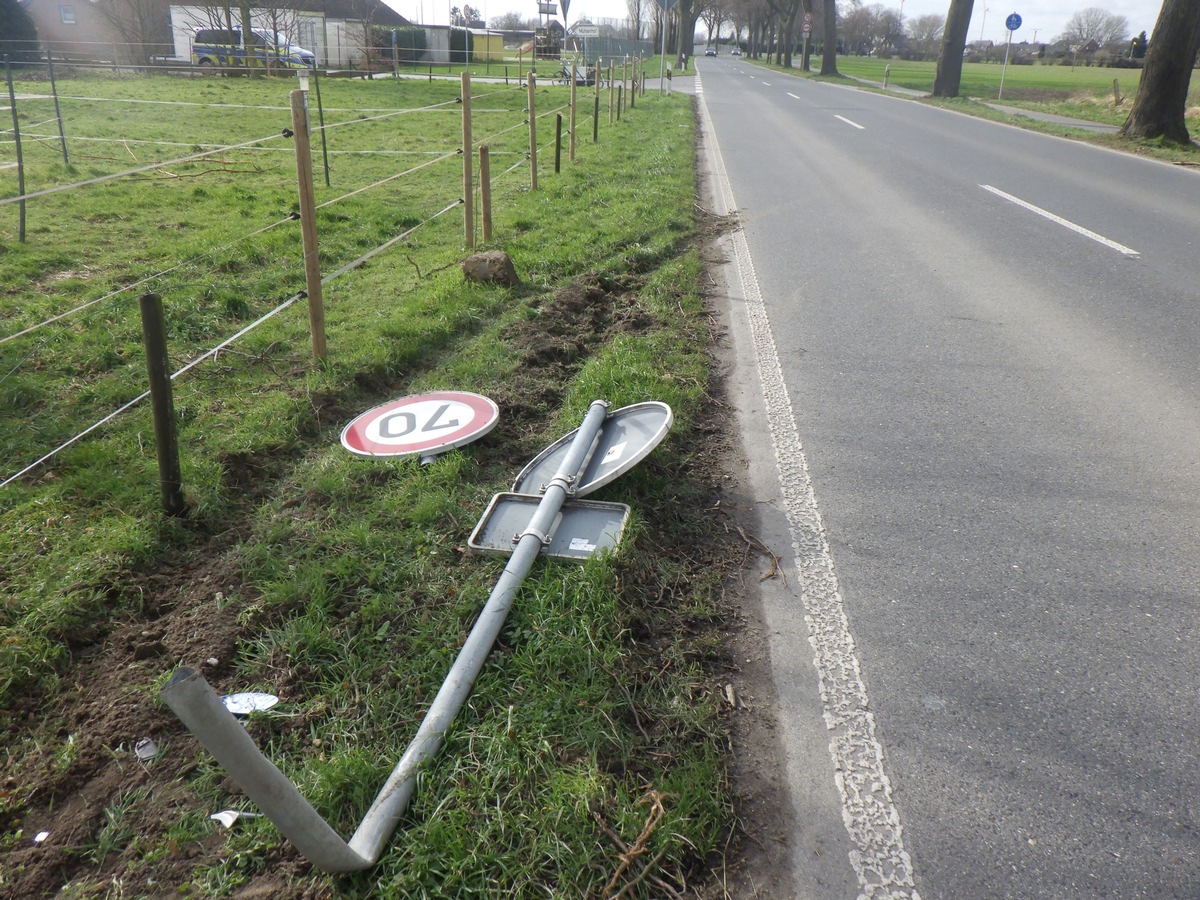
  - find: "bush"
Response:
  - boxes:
[0,0,40,62]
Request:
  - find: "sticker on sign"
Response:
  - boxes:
[340,391,499,458]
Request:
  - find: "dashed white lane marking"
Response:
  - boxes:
[761,81,773,86]
[835,114,865,130]
[981,184,1140,256]
[788,92,801,100]
[695,74,921,900]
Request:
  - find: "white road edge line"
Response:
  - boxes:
[835,114,865,130]
[695,74,922,900]
[980,184,1140,257]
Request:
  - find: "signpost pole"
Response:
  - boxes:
[999,12,1022,99]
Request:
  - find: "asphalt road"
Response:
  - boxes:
[695,59,1200,899]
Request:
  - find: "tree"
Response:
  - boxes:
[94,0,172,64]
[1057,7,1129,48]
[819,0,837,74]
[627,0,649,40]
[489,11,527,30]
[1120,0,1200,144]
[932,0,973,97]
[907,12,944,59]
[0,0,40,62]
[700,2,727,47]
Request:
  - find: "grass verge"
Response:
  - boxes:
[0,72,746,898]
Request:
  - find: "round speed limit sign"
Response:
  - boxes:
[340,391,499,458]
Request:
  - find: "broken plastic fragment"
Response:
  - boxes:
[220,692,279,716]
[33,831,49,844]
[134,737,158,761]
[209,810,262,829]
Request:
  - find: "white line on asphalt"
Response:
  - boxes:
[980,184,1140,256]
[696,73,921,900]
[834,114,865,129]
[761,81,772,86]
[788,92,801,99]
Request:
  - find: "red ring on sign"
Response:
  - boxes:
[340,391,499,458]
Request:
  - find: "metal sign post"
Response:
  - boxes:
[159,399,673,873]
[999,13,1021,100]
[655,0,678,94]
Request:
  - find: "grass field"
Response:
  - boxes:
[760,55,1200,144]
[0,71,743,898]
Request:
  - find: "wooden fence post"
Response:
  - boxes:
[139,293,185,517]
[462,71,475,248]
[3,57,26,244]
[608,60,615,125]
[290,89,327,360]
[569,74,577,162]
[479,145,493,242]
[527,72,538,191]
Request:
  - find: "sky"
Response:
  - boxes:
[382,0,1164,46]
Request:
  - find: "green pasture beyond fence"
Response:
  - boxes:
[0,63,653,481]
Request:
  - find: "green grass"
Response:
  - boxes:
[0,72,738,898]
[745,53,1200,161]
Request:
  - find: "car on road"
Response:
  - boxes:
[705,47,717,56]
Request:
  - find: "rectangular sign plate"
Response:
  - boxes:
[469,493,630,560]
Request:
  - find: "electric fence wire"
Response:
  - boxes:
[0,213,297,347]
[315,150,459,209]
[0,128,289,206]
[0,196,464,489]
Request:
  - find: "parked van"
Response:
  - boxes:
[192,29,315,69]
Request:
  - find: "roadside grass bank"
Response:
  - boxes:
[1,74,748,897]
[743,55,1200,163]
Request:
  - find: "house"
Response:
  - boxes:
[19,0,159,61]
[168,1,410,70]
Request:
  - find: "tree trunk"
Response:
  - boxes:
[782,0,801,67]
[819,0,838,75]
[1120,0,1200,144]
[932,0,974,97]
[801,0,814,71]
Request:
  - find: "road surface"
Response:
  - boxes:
[696,58,1200,899]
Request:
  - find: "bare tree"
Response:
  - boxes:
[1056,7,1130,48]
[699,2,726,47]
[907,12,943,59]
[932,0,972,96]
[627,0,649,40]
[819,0,837,74]
[94,0,171,63]
[1120,0,1200,144]
[490,11,526,29]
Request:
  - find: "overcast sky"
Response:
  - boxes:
[383,0,1164,46]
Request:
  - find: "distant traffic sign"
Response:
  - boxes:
[575,25,600,37]
[340,391,498,458]
[1006,12,1022,31]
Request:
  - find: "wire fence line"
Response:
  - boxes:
[0,68,643,491]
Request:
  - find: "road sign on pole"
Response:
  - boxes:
[999,13,1021,100]
[340,391,499,458]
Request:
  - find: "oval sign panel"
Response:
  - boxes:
[340,391,499,458]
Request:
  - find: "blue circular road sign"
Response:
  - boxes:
[1006,12,1022,31]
